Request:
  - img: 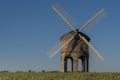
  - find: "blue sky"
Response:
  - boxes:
[0,0,120,72]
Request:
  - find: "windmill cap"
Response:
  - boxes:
[60,30,90,41]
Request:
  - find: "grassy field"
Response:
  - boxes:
[0,72,120,80]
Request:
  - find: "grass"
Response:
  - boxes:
[0,72,120,80]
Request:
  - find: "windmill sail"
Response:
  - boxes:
[78,34,104,61]
[52,3,76,31]
[49,34,75,58]
[79,9,106,31]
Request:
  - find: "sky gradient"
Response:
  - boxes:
[0,0,120,72]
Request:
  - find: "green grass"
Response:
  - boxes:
[0,72,120,80]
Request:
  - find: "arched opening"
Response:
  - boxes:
[78,59,82,72]
[67,57,73,72]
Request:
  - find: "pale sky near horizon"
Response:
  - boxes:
[0,0,120,72]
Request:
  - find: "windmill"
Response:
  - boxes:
[49,3,106,72]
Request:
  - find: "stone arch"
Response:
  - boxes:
[67,57,73,72]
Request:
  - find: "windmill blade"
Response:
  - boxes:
[47,33,70,56]
[82,11,107,32]
[49,33,75,58]
[47,31,75,57]
[89,47,104,72]
[79,9,105,31]
[78,34,104,61]
[52,3,76,31]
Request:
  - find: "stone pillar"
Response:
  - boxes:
[64,58,67,72]
[72,58,78,72]
[61,54,66,72]
[71,58,73,72]
[85,56,89,72]
[81,57,85,72]
[87,56,89,72]
[61,61,65,72]
[61,59,67,72]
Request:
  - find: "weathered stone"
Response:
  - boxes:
[60,30,90,72]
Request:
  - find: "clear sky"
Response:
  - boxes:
[0,0,120,72]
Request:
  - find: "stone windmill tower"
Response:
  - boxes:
[49,3,105,72]
[60,30,90,72]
